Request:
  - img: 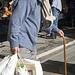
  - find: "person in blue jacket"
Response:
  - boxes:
[8,0,64,60]
[50,0,62,39]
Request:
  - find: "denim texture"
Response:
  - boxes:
[50,7,60,38]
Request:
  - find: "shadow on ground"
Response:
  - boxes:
[0,33,7,42]
[41,60,75,75]
[0,55,5,59]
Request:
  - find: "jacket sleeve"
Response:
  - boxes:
[41,24,60,34]
[51,25,61,33]
[8,0,28,47]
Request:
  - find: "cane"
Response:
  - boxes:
[62,35,67,75]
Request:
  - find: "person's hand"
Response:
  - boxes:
[10,47,19,54]
[56,30,64,37]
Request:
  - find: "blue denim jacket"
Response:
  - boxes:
[8,0,60,51]
[8,0,42,51]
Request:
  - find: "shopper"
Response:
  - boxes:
[8,0,64,61]
[8,0,42,60]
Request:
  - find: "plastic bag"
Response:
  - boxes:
[16,58,43,75]
[0,56,9,73]
[0,54,18,75]
[16,65,29,75]
[15,54,29,75]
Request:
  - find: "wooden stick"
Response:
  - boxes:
[62,35,67,75]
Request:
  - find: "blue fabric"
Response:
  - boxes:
[50,7,60,38]
[52,7,60,26]
[41,24,60,34]
[51,0,62,11]
[8,0,41,51]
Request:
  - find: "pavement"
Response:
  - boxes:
[37,27,75,52]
